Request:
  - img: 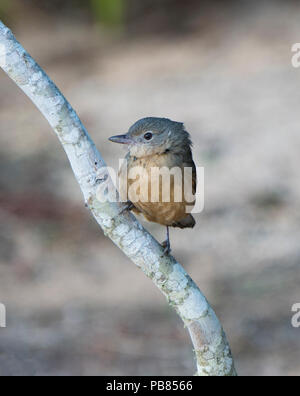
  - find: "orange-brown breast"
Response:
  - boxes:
[119,152,196,227]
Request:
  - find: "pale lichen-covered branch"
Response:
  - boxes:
[0,20,236,376]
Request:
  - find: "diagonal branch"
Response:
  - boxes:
[0,20,236,376]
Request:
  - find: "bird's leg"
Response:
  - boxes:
[162,226,171,255]
[119,201,134,216]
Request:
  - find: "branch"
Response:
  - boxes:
[0,21,236,376]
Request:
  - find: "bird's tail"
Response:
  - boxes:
[172,214,196,229]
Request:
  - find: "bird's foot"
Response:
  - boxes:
[161,240,172,256]
[119,201,134,216]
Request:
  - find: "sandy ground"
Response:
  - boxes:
[0,2,300,375]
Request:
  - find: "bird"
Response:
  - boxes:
[109,117,196,255]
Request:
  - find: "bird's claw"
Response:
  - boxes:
[119,201,134,216]
[161,240,171,256]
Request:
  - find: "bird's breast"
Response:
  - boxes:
[119,153,196,226]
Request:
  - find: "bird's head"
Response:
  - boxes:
[109,117,192,158]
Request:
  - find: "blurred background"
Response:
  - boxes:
[0,0,300,376]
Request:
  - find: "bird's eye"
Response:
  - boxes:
[144,132,153,141]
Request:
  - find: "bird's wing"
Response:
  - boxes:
[182,157,197,196]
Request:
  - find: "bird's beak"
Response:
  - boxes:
[109,134,133,145]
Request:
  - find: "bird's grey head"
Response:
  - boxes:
[109,117,192,158]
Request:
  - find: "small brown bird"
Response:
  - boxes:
[109,117,196,254]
